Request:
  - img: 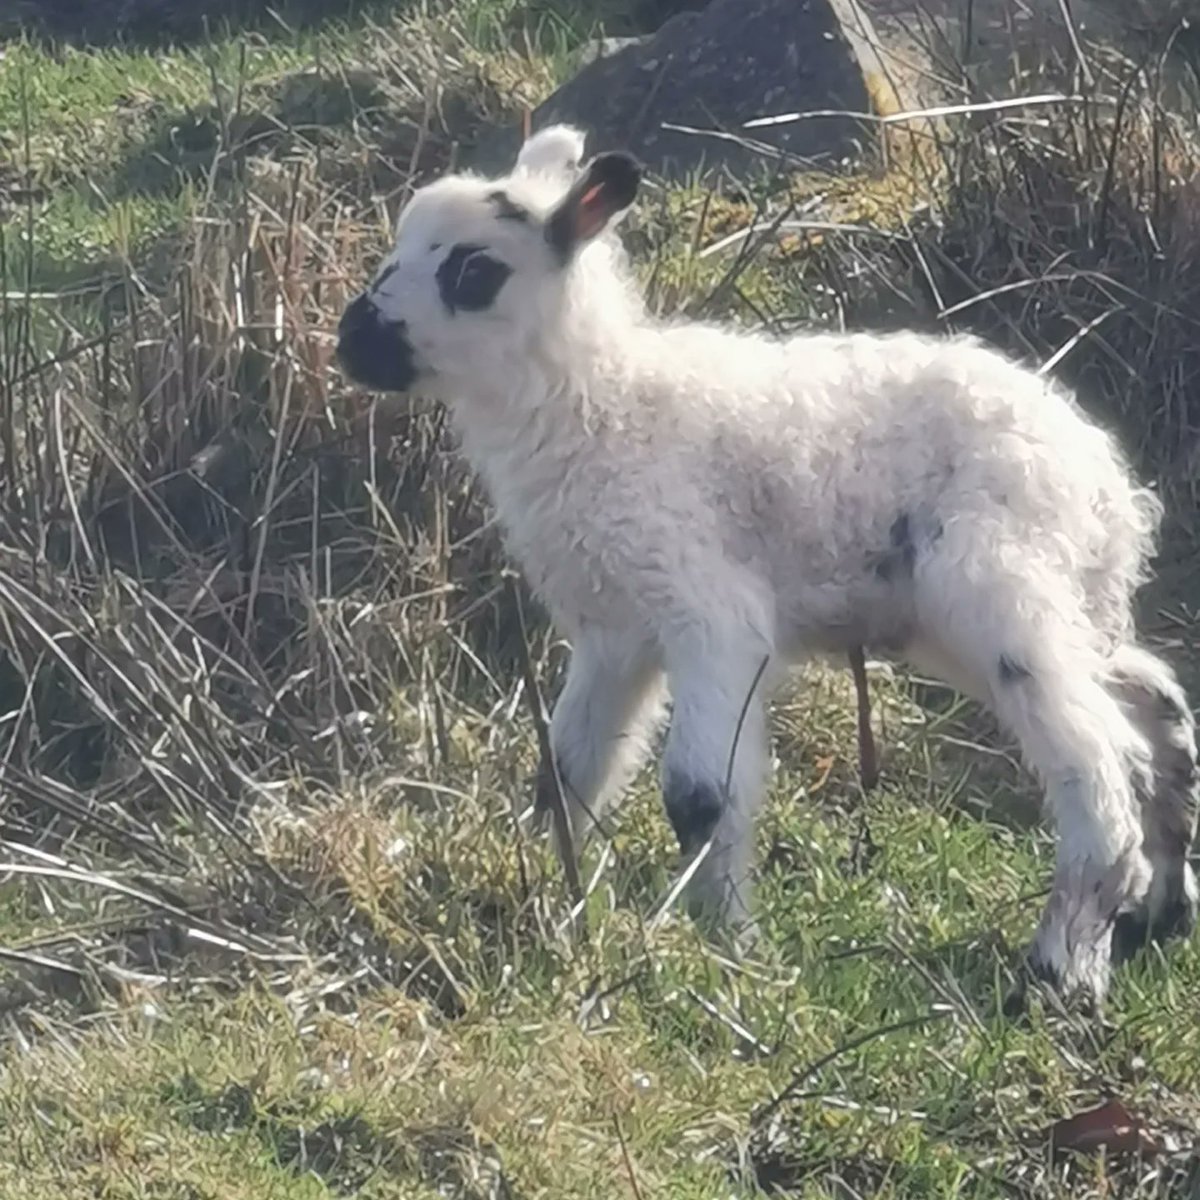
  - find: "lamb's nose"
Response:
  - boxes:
[339,292,377,336]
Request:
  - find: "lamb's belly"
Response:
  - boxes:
[777,577,918,658]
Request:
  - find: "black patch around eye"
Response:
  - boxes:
[436,243,512,314]
[486,189,530,223]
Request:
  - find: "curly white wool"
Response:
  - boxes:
[341,125,1198,1008]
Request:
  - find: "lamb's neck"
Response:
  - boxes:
[451,378,587,496]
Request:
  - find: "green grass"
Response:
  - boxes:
[0,0,605,302]
[1,36,291,289]
[1,669,1198,1197]
[2,2,1200,1197]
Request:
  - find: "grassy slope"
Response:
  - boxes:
[1,4,1200,1199]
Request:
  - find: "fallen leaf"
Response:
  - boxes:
[810,755,836,793]
[1047,1098,1163,1159]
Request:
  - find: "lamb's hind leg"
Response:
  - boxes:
[988,658,1153,1006]
[916,568,1152,1008]
[1105,643,1199,962]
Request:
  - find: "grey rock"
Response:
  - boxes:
[568,35,649,71]
[474,0,888,183]
[628,0,710,28]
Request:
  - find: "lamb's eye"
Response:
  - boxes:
[436,244,511,314]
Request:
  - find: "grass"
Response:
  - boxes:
[1,1,1200,1197]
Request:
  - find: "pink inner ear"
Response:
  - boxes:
[575,183,609,238]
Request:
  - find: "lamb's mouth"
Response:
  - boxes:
[336,293,418,394]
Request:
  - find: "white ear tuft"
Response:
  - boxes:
[513,124,587,179]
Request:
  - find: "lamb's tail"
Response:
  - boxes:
[1084,425,1162,648]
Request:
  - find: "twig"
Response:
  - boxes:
[742,92,1083,130]
[848,646,879,791]
[752,1009,950,1126]
[508,578,586,919]
[613,1115,645,1200]
[684,985,773,1057]
[726,654,771,792]
[1054,0,1094,91]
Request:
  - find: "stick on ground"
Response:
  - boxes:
[848,645,879,791]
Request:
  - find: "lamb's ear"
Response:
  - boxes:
[544,152,642,261]
[514,124,586,178]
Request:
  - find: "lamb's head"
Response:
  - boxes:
[337,126,641,397]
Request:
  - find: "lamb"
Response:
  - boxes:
[336,123,1198,1010]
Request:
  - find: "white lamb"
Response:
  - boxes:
[336,124,1198,1009]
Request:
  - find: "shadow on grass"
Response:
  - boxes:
[0,0,420,51]
[1,70,387,300]
[110,68,395,200]
[0,0,717,54]
[165,1074,521,1197]
[1,37,523,304]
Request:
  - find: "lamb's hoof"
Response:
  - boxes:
[525,799,551,837]
[1001,969,1032,1020]
[1004,947,1105,1021]
[684,886,760,959]
[689,916,760,963]
[726,914,762,960]
[1111,868,1198,965]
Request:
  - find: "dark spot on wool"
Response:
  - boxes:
[997,655,1032,684]
[486,190,531,223]
[1154,685,1190,726]
[872,511,918,581]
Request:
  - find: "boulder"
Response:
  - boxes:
[475,0,901,182]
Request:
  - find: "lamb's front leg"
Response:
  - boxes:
[533,629,664,866]
[661,631,773,948]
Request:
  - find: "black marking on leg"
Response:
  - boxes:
[663,773,724,857]
[1026,949,1062,990]
[1112,879,1198,963]
[1003,951,1057,1019]
[1111,910,1149,964]
[1002,975,1031,1019]
[997,654,1032,684]
[1162,891,1199,940]
[486,189,531,224]
[1020,949,1100,1018]
[1112,907,1166,964]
